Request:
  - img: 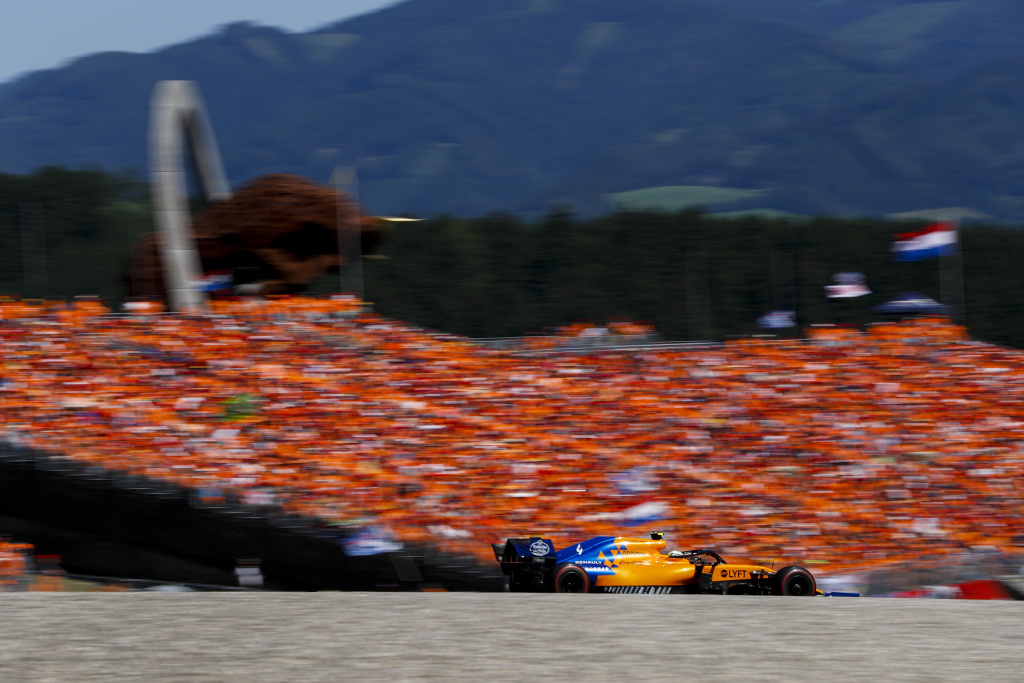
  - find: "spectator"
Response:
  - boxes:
[0,298,1016,576]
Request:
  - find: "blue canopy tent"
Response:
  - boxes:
[873,292,951,316]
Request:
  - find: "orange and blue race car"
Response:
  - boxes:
[494,532,825,595]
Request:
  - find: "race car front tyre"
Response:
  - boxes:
[773,566,816,596]
[551,563,590,593]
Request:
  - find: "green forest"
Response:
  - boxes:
[4,168,1024,348]
[0,167,151,304]
[360,211,1022,346]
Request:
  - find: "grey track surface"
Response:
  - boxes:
[0,594,1021,682]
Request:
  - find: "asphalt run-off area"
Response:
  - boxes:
[1,593,1021,681]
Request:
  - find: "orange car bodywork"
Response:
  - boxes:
[497,534,817,595]
[589,537,765,589]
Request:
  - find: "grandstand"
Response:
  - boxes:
[1,296,1023,589]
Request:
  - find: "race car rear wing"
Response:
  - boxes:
[494,537,557,567]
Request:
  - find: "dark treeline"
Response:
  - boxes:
[363,211,1024,348]
[3,168,1024,347]
[0,167,152,304]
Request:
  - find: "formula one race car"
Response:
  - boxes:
[494,533,817,595]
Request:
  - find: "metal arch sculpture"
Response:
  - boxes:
[149,80,231,312]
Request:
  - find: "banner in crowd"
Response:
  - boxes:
[758,310,796,329]
[825,272,871,298]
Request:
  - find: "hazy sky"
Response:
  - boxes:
[0,1,400,85]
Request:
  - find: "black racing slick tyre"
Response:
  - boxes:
[774,566,816,596]
[551,563,590,593]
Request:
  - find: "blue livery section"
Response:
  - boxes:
[555,536,615,563]
[556,536,621,576]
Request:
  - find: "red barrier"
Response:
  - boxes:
[885,579,1014,599]
[955,579,1013,600]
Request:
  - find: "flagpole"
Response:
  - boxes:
[331,166,363,300]
[333,166,344,295]
[939,235,948,320]
[770,249,779,314]
[350,169,364,302]
[941,216,965,324]
[892,220,959,321]
[956,215,966,325]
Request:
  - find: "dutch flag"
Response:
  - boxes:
[891,221,957,261]
[193,271,234,293]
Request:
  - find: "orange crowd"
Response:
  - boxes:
[0,296,1021,575]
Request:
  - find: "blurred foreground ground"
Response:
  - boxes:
[1,593,1023,682]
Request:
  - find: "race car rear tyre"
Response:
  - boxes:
[774,566,816,596]
[551,563,590,593]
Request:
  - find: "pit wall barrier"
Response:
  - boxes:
[879,579,1018,600]
[819,554,1024,599]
